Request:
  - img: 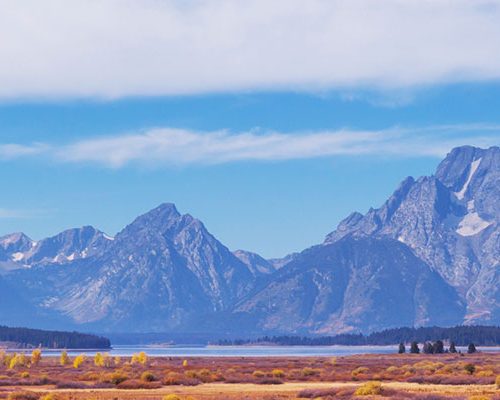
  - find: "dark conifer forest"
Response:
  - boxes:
[0,326,111,349]
[218,326,500,346]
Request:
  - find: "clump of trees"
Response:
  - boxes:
[402,340,478,355]
[131,351,148,365]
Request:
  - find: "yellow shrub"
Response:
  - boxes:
[73,354,86,369]
[9,354,28,369]
[355,381,382,396]
[31,349,42,366]
[114,356,121,366]
[496,375,500,389]
[20,372,30,379]
[272,369,285,378]
[468,396,491,400]
[2,353,13,367]
[94,352,104,367]
[141,371,156,382]
[108,371,128,385]
[60,351,70,366]
[182,359,188,367]
[131,351,148,365]
[252,370,266,378]
[351,366,369,377]
[163,395,181,400]
[41,395,57,400]
[477,370,494,377]
[302,367,320,376]
[386,366,398,373]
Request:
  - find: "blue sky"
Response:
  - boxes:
[1,1,500,257]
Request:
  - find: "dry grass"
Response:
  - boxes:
[0,352,497,399]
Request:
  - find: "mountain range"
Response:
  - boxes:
[0,145,498,335]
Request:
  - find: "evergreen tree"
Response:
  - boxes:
[449,341,457,353]
[423,342,434,354]
[410,341,420,354]
[398,343,405,354]
[433,340,444,354]
[467,343,477,354]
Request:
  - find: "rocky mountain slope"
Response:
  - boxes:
[233,236,465,334]
[323,145,499,325]
[0,145,497,334]
[5,204,266,332]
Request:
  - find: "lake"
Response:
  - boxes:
[31,345,500,357]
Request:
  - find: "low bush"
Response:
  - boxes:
[271,369,285,378]
[302,367,320,377]
[355,381,383,396]
[464,363,476,375]
[477,370,494,377]
[141,371,157,382]
[351,366,369,377]
[117,379,162,389]
[108,371,128,385]
[40,395,56,400]
[7,392,39,400]
[163,395,181,400]
[55,381,88,389]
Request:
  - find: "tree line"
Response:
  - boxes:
[399,341,477,354]
[217,325,500,346]
[0,325,111,349]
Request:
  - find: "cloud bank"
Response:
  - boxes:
[2,125,498,167]
[1,0,500,99]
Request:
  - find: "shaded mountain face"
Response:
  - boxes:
[234,236,465,334]
[324,145,499,324]
[0,145,497,334]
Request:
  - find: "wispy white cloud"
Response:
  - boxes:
[50,124,500,167]
[0,143,49,160]
[0,208,38,219]
[1,125,497,168]
[1,0,500,99]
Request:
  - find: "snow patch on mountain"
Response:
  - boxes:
[11,252,24,262]
[456,212,492,236]
[454,158,481,200]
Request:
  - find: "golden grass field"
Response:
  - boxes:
[0,351,498,399]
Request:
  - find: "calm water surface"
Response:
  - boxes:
[31,345,500,357]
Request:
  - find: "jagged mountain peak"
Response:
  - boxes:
[121,203,191,235]
[1,146,497,334]
[0,232,33,251]
[323,145,499,325]
[233,249,275,276]
[436,145,498,192]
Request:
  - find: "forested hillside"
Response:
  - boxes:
[0,326,110,349]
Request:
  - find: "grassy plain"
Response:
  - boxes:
[0,352,498,399]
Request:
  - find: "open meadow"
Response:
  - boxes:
[0,351,498,400]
